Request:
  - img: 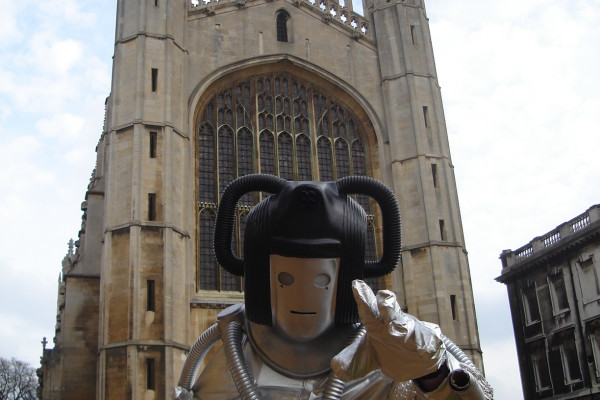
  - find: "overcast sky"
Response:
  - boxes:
[1,1,599,399]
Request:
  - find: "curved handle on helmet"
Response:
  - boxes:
[214,174,287,276]
[336,176,401,278]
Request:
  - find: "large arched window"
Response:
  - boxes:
[196,72,379,292]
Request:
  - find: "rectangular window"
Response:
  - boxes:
[154,0,158,6]
[146,358,155,390]
[531,345,552,392]
[150,131,157,159]
[431,163,438,188]
[578,257,600,302]
[548,271,570,316]
[410,25,417,45]
[148,193,156,221]
[423,106,430,128]
[439,219,445,241]
[151,68,158,92]
[147,280,155,312]
[522,284,541,325]
[589,329,600,380]
[276,12,289,43]
[450,294,457,320]
[559,333,582,384]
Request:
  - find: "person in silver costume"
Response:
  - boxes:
[174,175,493,400]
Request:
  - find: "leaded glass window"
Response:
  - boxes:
[218,126,235,197]
[335,139,350,179]
[198,209,217,290]
[198,123,215,203]
[196,72,379,292]
[296,134,312,180]
[318,137,333,181]
[260,131,276,175]
[278,132,294,180]
[276,11,289,42]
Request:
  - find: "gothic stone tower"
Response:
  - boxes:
[39,0,483,398]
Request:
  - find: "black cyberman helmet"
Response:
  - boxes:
[214,174,401,333]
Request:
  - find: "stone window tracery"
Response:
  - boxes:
[196,72,377,292]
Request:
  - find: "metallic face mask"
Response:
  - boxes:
[270,255,339,342]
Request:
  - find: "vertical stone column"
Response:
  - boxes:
[99,0,191,398]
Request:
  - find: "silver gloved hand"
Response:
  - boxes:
[332,280,447,383]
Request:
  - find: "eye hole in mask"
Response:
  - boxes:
[278,272,294,286]
[313,273,330,288]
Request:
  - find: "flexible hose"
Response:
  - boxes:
[178,324,221,389]
[222,321,261,400]
[336,176,401,278]
[322,325,367,400]
[322,377,345,400]
[441,334,476,370]
[214,174,286,276]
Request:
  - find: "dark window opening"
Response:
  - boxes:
[150,131,157,158]
[276,12,289,42]
[198,123,216,203]
[151,68,158,92]
[561,339,582,383]
[199,210,217,290]
[148,193,156,221]
[549,273,570,314]
[147,280,155,312]
[531,344,552,392]
[146,358,155,390]
[450,294,457,320]
[154,0,158,6]
[431,163,438,188]
[423,106,429,128]
[439,219,445,241]
[410,25,416,45]
[523,285,541,325]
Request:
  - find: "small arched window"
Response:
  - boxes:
[276,11,289,42]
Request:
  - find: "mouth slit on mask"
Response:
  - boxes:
[290,310,317,315]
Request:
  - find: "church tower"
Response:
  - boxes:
[39,0,483,398]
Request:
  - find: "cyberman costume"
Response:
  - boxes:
[174,175,493,400]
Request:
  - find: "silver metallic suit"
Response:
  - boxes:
[175,176,492,400]
[174,280,493,400]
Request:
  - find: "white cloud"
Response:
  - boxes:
[38,0,97,27]
[36,112,86,140]
[0,0,19,45]
[46,38,85,75]
[64,148,88,164]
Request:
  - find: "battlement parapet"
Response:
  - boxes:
[189,0,371,39]
[500,204,600,272]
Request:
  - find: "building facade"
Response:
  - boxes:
[38,0,484,398]
[498,205,600,399]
